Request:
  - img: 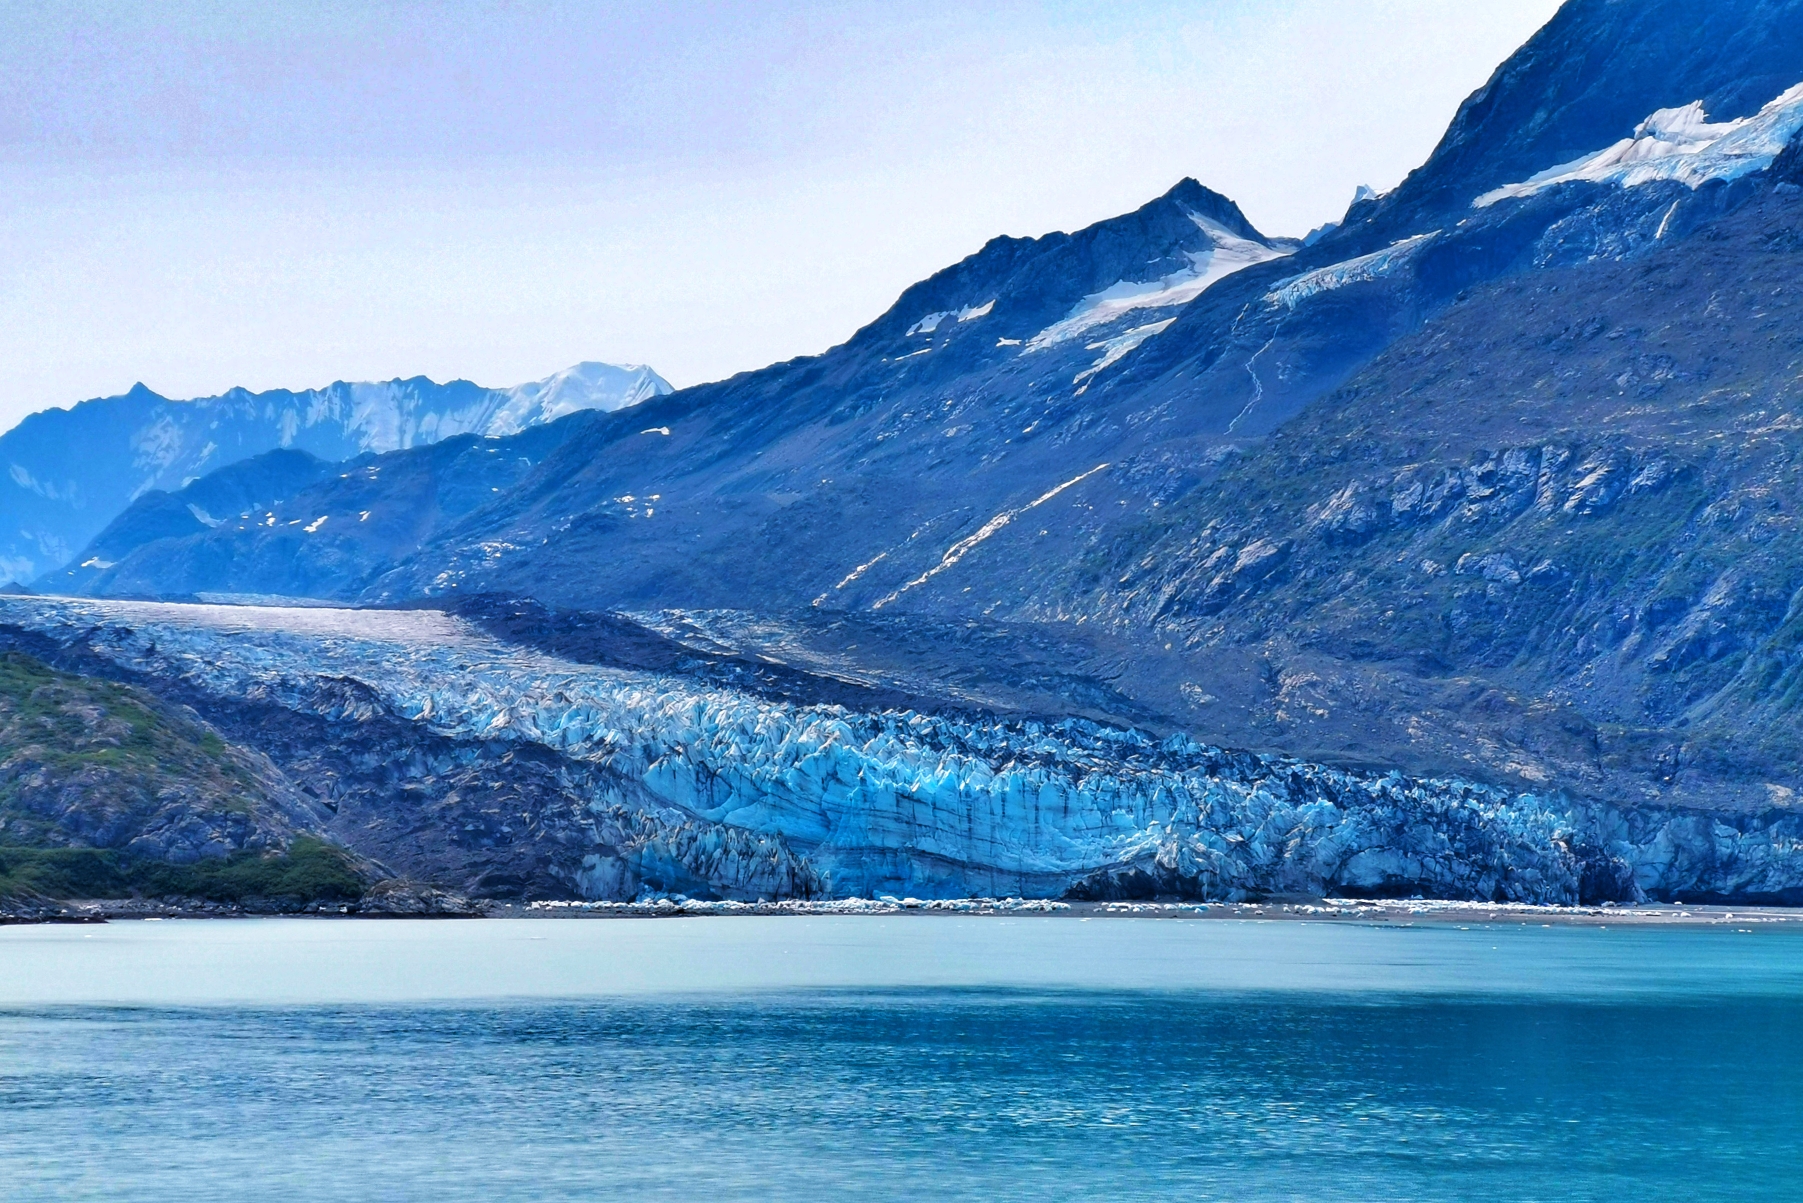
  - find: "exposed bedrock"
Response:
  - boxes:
[5,597,1802,905]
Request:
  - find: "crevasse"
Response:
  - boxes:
[8,597,1803,904]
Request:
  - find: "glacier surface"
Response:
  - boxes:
[1027,215,1290,352]
[1267,232,1441,309]
[6,596,1803,905]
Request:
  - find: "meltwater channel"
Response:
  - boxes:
[3,917,1802,1202]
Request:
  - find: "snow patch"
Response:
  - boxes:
[1476,82,1803,208]
[907,301,995,336]
[1073,319,1176,389]
[873,463,1110,609]
[1267,232,1441,309]
[1027,216,1288,352]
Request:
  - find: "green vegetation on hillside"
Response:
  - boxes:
[0,649,250,790]
[0,836,366,904]
[0,650,369,904]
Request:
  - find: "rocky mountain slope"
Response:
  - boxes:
[45,418,582,599]
[0,361,670,584]
[28,0,1803,879]
[0,648,320,862]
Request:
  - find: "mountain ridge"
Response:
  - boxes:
[1,361,671,584]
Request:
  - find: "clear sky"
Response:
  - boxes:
[0,0,1563,430]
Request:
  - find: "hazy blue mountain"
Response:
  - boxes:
[44,420,583,600]
[1,362,670,583]
[47,0,1803,822]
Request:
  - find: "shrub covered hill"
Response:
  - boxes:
[0,648,487,915]
[20,0,1803,902]
[0,650,376,913]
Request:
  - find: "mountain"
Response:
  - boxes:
[43,419,584,600]
[0,361,671,584]
[482,361,674,437]
[56,179,1297,602]
[1369,0,1803,234]
[36,0,1803,877]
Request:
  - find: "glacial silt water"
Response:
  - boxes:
[3,917,1801,1201]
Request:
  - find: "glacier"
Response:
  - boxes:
[1266,232,1441,309]
[6,596,1803,906]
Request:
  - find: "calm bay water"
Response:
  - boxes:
[3,917,1801,1202]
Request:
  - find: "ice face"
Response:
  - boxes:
[1266,232,1442,309]
[1475,81,1803,208]
[7,596,1803,905]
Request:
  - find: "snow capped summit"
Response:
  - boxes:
[0,359,670,583]
[861,178,1293,396]
[483,362,673,438]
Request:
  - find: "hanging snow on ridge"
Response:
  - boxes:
[1266,232,1441,309]
[906,302,995,337]
[483,362,674,437]
[1475,81,1803,208]
[1026,215,1291,353]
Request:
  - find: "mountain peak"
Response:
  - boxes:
[1155,178,1267,244]
[482,362,675,438]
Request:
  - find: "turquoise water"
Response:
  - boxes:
[3,918,1802,1201]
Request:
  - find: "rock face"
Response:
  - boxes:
[5,596,1801,906]
[0,362,670,584]
[0,649,322,863]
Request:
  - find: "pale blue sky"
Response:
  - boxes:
[0,1,1562,428]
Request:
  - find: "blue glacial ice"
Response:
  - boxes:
[6,597,1802,905]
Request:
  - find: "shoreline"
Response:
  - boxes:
[7,895,1803,928]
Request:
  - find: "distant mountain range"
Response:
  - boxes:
[0,361,669,582]
[10,0,1803,904]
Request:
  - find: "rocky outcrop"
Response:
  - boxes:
[0,650,324,863]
